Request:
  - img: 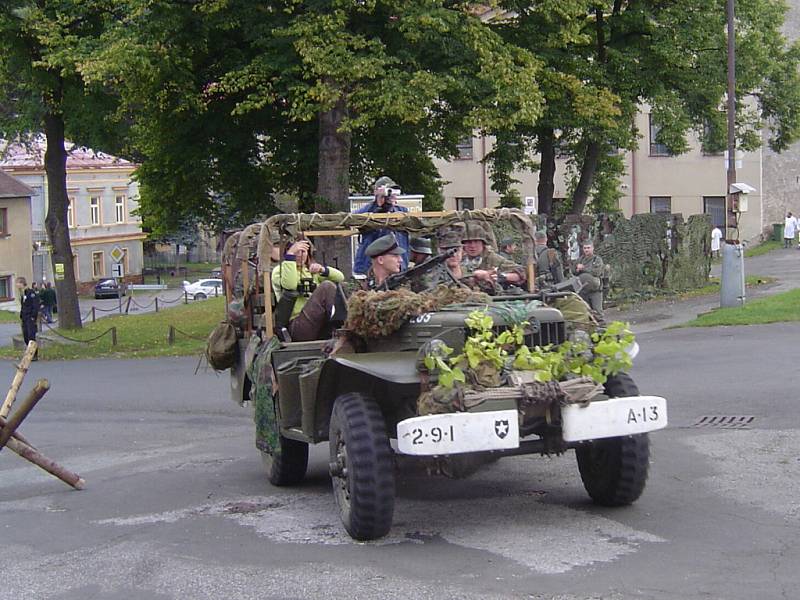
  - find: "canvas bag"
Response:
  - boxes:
[206,321,238,371]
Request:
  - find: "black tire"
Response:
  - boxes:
[329,392,395,541]
[575,373,650,506]
[262,435,309,486]
[194,292,207,300]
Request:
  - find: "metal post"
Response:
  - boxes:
[91,306,96,323]
[125,295,132,314]
[726,0,736,239]
[155,297,159,312]
[184,290,188,304]
[168,325,175,345]
[110,327,117,346]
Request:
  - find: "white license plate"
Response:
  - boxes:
[561,395,668,442]
[397,410,519,456]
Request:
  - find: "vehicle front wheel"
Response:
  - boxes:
[575,373,650,506]
[329,392,395,541]
[194,292,207,300]
[262,435,308,486]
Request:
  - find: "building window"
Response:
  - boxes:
[650,196,672,214]
[649,114,671,157]
[90,196,100,225]
[0,275,12,301]
[456,197,475,210]
[92,251,104,279]
[115,195,126,223]
[0,207,7,235]
[704,196,726,229]
[67,197,75,228]
[456,137,473,160]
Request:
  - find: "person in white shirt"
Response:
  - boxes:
[711,226,723,258]
[784,212,797,249]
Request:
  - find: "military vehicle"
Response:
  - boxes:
[218,209,667,541]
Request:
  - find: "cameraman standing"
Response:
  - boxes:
[353,176,409,276]
[272,238,344,341]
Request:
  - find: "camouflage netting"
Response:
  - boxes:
[345,286,491,339]
[595,213,711,301]
[256,209,536,267]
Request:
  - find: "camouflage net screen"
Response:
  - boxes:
[345,286,490,338]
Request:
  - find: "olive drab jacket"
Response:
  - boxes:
[534,244,564,284]
[461,249,525,295]
[571,254,604,292]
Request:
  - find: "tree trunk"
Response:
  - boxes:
[43,109,82,329]
[570,141,602,215]
[316,93,353,276]
[536,127,556,216]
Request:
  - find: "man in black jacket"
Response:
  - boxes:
[17,277,40,358]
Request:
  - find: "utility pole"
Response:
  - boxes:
[721,0,746,308]
[726,0,737,240]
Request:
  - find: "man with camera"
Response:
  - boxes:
[353,176,410,276]
[272,238,345,341]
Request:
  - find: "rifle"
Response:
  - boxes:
[378,247,459,291]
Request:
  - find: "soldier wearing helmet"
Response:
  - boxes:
[352,176,410,276]
[460,221,525,292]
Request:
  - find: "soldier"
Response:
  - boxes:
[272,237,345,342]
[534,230,564,285]
[571,240,605,313]
[409,237,433,267]
[422,231,469,290]
[461,221,525,290]
[365,233,405,288]
[497,238,517,261]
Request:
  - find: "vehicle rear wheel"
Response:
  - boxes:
[261,435,308,486]
[575,373,650,506]
[194,292,207,300]
[329,392,395,541]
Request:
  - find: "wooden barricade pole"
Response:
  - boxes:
[4,436,85,489]
[0,380,49,451]
[0,341,37,419]
[0,415,36,448]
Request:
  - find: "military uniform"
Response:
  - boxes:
[363,233,406,290]
[572,253,605,312]
[534,244,564,285]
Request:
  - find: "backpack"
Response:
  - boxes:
[206,321,239,371]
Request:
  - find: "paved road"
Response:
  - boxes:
[1,322,799,599]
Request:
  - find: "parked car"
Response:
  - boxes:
[183,278,223,300]
[94,279,125,299]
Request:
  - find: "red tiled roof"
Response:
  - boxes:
[0,137,135,170]
[0,169,34,199]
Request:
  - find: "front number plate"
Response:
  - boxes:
[561,395,668,442]
[397,410,519,456]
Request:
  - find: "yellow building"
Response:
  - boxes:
[0,170,34,312]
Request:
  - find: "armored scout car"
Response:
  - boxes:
[216,209,667,541]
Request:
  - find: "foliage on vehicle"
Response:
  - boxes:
[423,309,635,391]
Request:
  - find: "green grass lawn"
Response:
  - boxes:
[744,239,782,257]
[677,274,775,298]
[0,310,19,323]
[0,296,225,361]
[685,288,800,327]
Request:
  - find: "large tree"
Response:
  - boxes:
[0,0,124,328]
[84,1,545,265]
[487,0,800,216]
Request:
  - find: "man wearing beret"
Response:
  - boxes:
[365,233,405,289]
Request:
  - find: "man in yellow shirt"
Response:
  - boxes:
[272,238,345,341]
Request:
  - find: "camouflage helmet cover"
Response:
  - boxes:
[462,220,490,243]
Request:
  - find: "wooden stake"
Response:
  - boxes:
[1,341,37,419]
[5,436,85,490]
[0,415,36,448]
[0,380,49,451]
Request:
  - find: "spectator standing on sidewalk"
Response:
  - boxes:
[40,282,56,323]
[711,226,723,259]
[783,212,797,249]
[17,277,40,359]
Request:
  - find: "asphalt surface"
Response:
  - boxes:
[1,248,800,599]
